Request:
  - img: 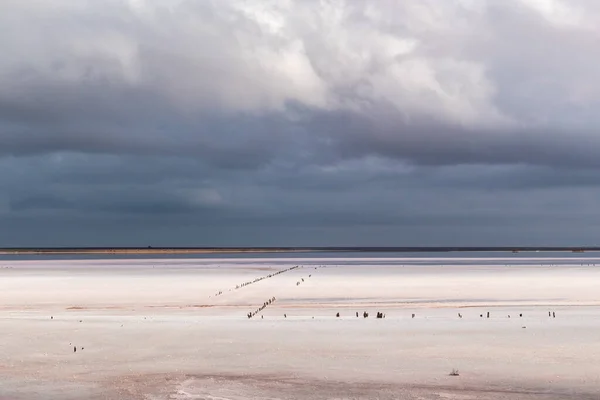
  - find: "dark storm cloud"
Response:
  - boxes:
[300,109,600,169]
[9,195,75,212]
[1,0,600,246]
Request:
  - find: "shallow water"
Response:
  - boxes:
[2,250,600,262]
[1,258,599,399]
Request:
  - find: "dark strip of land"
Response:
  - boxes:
[0,246,599,255]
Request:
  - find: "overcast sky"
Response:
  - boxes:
[1,0,600,247]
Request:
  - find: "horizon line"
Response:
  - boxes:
[1,246,600,255]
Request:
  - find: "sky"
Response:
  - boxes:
[1,0,600,247]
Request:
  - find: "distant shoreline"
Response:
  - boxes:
[1,246,599,255]
[0,248,313,255]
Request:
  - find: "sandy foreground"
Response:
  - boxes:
[0,257,599,399]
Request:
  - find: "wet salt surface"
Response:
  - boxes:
[0,257,599,399]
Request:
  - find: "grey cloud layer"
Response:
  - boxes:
[1,0,600,246]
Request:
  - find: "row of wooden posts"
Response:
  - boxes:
[237,265,300,290]
[213,265,300,298]
[253,310,560,319]
[247,296,276,319]
[296,274,312,286]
